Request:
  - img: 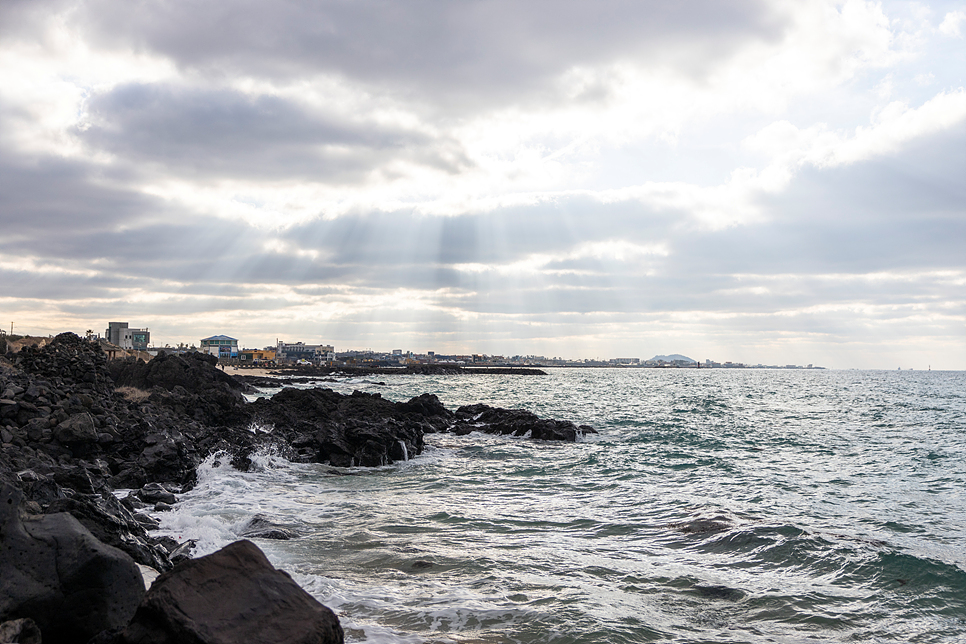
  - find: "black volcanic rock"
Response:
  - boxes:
[45,494,173,572]
[0,485,145,644]
[116,540,343,644]
[108,351,248,394]
[241,388,428,467]
[237,514,300,540]
[453,403,597,441]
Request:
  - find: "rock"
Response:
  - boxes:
[0,485,145,644]
[108,351,252,396]
[670,517,733,534]
[137,482,177,505]
[44,493,173,572]
[48,463,99,494]
[54,412,98,444]
[167,539,196,564]
[14,469,65,507]
[133,512,160,530]
[692,584,746,601]
[121,493,148,511]
[117,540,343,644]
[246,388,426,467]
[397,393,451,421]
[137,564,161,591]
[138,435,190,484]
[237,514,299,540]
[453,404,596,441]
[0,618,42,644]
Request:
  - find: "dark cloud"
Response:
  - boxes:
[76,83,470,181]
[0,0,74,42]
[0,155,160,238]
[69,0,783,111]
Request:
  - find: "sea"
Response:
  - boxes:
[153,368,966,643]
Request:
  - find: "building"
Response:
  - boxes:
[238,349,276,364]
[276,341,335,364]
[200,335,239,359]
[105,322,151,351]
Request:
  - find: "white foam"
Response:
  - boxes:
[152,449,310,556]
[246,420,275,434]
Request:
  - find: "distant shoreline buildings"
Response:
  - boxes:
[86,321,823,370]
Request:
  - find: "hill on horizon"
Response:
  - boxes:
[649,354,696,363]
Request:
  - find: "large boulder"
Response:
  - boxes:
[0,485,145,644]
[117,539,343,644]
[45,494,173,572]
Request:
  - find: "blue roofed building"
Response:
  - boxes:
[200,335,239,359]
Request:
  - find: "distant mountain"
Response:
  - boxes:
[648,354,696,363]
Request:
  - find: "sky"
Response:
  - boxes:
[1,0,964,369]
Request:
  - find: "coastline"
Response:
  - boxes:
[0,333,589,642]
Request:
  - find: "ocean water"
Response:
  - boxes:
[156,369,966,643]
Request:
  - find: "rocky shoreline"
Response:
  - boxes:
[0,333,595,643]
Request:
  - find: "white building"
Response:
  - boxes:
[105,322,150,350]
[276,341,335,363]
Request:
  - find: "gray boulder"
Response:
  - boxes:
[0,484,145,644]
[118,539,343,644]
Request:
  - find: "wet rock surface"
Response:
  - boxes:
[115,539,344,644]
[237,514,300,540]
[0,485,145,644]
[452,403,597,441]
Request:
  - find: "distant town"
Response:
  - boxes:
[65,321,823,370]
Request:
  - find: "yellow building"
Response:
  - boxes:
[239,349,276,364]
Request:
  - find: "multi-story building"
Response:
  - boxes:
[200,335,239,359]
[105,322,151,350]
[276,341,335,364]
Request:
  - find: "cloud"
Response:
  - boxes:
[938,10,966,37]
[67,0,783,108]
[0,0,963,367]
[74,83,470,182]
[749,90,966,165]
